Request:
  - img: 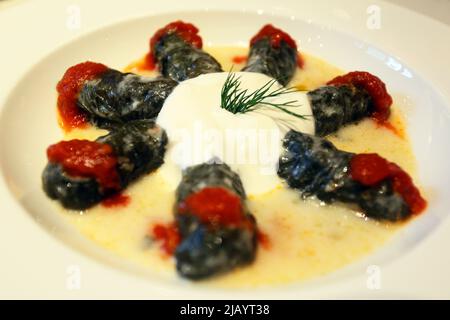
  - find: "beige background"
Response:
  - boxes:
[0,0,450,25]
[388,0,450,25]
[1,0,450,25]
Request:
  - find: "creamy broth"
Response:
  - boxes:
[61,46,418,287]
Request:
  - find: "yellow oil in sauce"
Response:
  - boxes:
[62,46,419,287]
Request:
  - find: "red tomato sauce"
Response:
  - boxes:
[232,55,247,64]
[153,187,255,255]
[257,231,271,250]
[350,153,427,215]
[101,193,131,208]
[56,62,108,131]
[327,71,393,123]
[150,20,203,58]
[377,120,404,138]
[151,223,181,255]
[134,52,157,72]
[297,53,305,69]
[250,24,298,50]
[47,139,120,191]
[177,187,247,227]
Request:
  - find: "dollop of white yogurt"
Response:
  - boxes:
[157,72,314,195]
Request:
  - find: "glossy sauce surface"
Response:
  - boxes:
[61,46,420,287]
[47,139,120,190]
[56,62,108,130]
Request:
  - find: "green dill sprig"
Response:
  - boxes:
[220,72,307,120]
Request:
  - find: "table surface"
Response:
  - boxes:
[0,0,450,25]
[388,0,450,25]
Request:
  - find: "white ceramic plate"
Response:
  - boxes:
[1,0,450,299]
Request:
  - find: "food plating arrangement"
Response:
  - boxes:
[42,21,427,286]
